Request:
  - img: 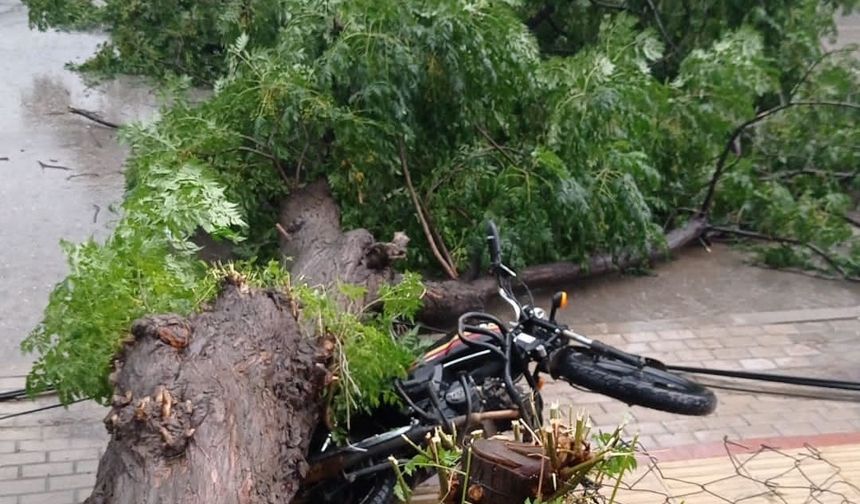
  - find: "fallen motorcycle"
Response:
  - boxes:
[296,221,716,503]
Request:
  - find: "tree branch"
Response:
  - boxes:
[643,0,678,56]
[700,100,860,215]
[68,106,121,129]
[707,225,856,281]
[476,125,519,167]
[788,46,858,101]
[398,137,459,280]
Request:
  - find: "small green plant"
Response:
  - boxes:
[292,272,425,432]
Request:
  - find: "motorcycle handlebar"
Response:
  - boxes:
[486,221,502,269]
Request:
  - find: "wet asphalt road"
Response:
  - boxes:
[0,0,157,375]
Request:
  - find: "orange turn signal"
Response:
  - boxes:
[559,291,569,309]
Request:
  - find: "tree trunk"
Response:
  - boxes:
[86,286,327,503]
[419,216,708,326]
[85,180,407,504]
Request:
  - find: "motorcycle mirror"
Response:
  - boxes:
[549,291,569,321]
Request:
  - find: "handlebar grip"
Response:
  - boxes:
[486,221,502,267]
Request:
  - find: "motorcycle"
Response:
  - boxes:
[296,222,716,503]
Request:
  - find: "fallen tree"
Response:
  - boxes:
[85,182,411,503]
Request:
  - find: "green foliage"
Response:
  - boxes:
[292,272,424,431]
[21,0,860,403]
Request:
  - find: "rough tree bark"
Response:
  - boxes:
[84,180,407,504]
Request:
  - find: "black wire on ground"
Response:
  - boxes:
[666,365,860,392]
[0,398,88,422]
[0,388,30,402]
[0,387,56,402]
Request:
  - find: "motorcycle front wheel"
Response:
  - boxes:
[550,347,717,416]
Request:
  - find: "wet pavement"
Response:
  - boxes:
[0,0,158,375]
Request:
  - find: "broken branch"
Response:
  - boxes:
[68,106,121,129]
[398,137,459,279]
[700,100,860,215]
[38,160,71,171]
[707,225,856,281]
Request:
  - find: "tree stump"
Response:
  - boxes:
[86,283,327,503]
[446,439,551,504]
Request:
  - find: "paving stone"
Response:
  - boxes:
[763,324,800,334]
[0,442,14,454]
[727,326,763,336]
[739,358,777,371]
[0,465,20,480]
[73,460,97,474]
[673,349,715,362]
[21,463,74,478]
[712,347,753,359]
[783,344,820,356]
[47,450,98,463]
[774,422,820,437]
[693,429,737,443]
[657,330,696,340]
[619,342,652,354]
[0,495,16,504]
[755,334,794,346]
[650,340,687,352]
[19,490,75,504]
[695,327,732,338]
[624,331,659,343]
[0,428,41,442]
[653,432,697,448]
[684,338,723,349]
[629,422,668,436]
[48,473,96,491]
[1,478,45,495]
[773,356,814,368]
[0,453,45,467]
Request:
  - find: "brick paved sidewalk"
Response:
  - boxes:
[542,307,860,453]
[2,305,859,503]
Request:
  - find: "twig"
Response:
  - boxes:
[762,167,859,182]
[0,157,9,161]
[67,172,100,181]
[68,106,121,129]
[295,139,310,185]
[398,137,459,279]
[788,46,857,101]
[700,100,860,215]
[38,160,72,171]
[708,225,855,281]
[476,125,518,167]
[92,204,101,224]
[643,0,679,56]
[587,0,627,10]
[840,214,860,228]
[275,223,290,241]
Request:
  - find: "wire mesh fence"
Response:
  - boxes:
[411,437,860,503]
[588,438,860,504]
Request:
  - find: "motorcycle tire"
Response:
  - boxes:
[550,347,717,416]
[357,473,399,504]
